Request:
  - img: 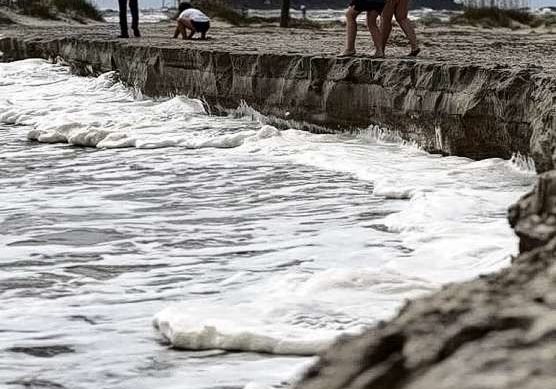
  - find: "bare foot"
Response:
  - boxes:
[338,50,356,57]
[371,51,385,59]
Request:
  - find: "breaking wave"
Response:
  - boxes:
[1,60,535,367]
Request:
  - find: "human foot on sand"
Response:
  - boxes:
[338,50,356,57]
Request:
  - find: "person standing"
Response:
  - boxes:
[118,0,141,38]
[381,0,419,56]
[340,0,385,58]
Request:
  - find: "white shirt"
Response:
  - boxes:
[179,9,210,23]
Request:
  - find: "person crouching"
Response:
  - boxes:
[174,2,211,40]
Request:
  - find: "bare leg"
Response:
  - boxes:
[176,20,188,39]
[380,0,396,53]
[366,11,384,57]
[180,18,197,39]
[173,22,181,38]
[395,0,419,54]
[341,6,359,56]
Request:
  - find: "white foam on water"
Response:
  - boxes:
[1,61,240,149]
[0,61,536,384]
[243,383,274,389]
[0,61,286,151]
[509,152,537,174]
[154,305,332,356]
[244,7,461,23]
[0,60,288,153]
[233,130,534,286]
[357,124,404,144]
[372,179,416,199]
[153,266,437,355]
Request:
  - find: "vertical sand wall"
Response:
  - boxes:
[1,36,554,171]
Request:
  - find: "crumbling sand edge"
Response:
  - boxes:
[0,31,554,170]
[0,25,555,389]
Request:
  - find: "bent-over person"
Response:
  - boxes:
[174,2,211,40]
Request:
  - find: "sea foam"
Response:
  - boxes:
[0,60,284,150]
[2,59,536,363]
[154,306,332,356]
[153,268,436,355]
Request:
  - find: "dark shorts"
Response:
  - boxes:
[192,20,210,34]
[349,0,385,12]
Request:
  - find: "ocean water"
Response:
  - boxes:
[0,59,534,389]
[90,0,556,11]
[98,4,555,25]
[244,7,461,22]
[101,7,461,25]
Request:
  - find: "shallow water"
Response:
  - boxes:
[0,60,534,389]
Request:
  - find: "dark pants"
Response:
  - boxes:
[119,0,139,36]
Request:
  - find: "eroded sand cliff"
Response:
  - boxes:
[1,23,554,170]
[0,22,555,388]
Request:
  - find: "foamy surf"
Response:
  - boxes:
[153,268,436,355]
[1,60,282,150]
[26,121,281,149]
[154,307,332,356]
[243,383,274,389]
[1,59,536,389]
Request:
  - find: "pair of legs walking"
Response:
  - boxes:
[342,0,419,57]
[119,0,140,38]
[381,0,419,55]
[343,5,383,57]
